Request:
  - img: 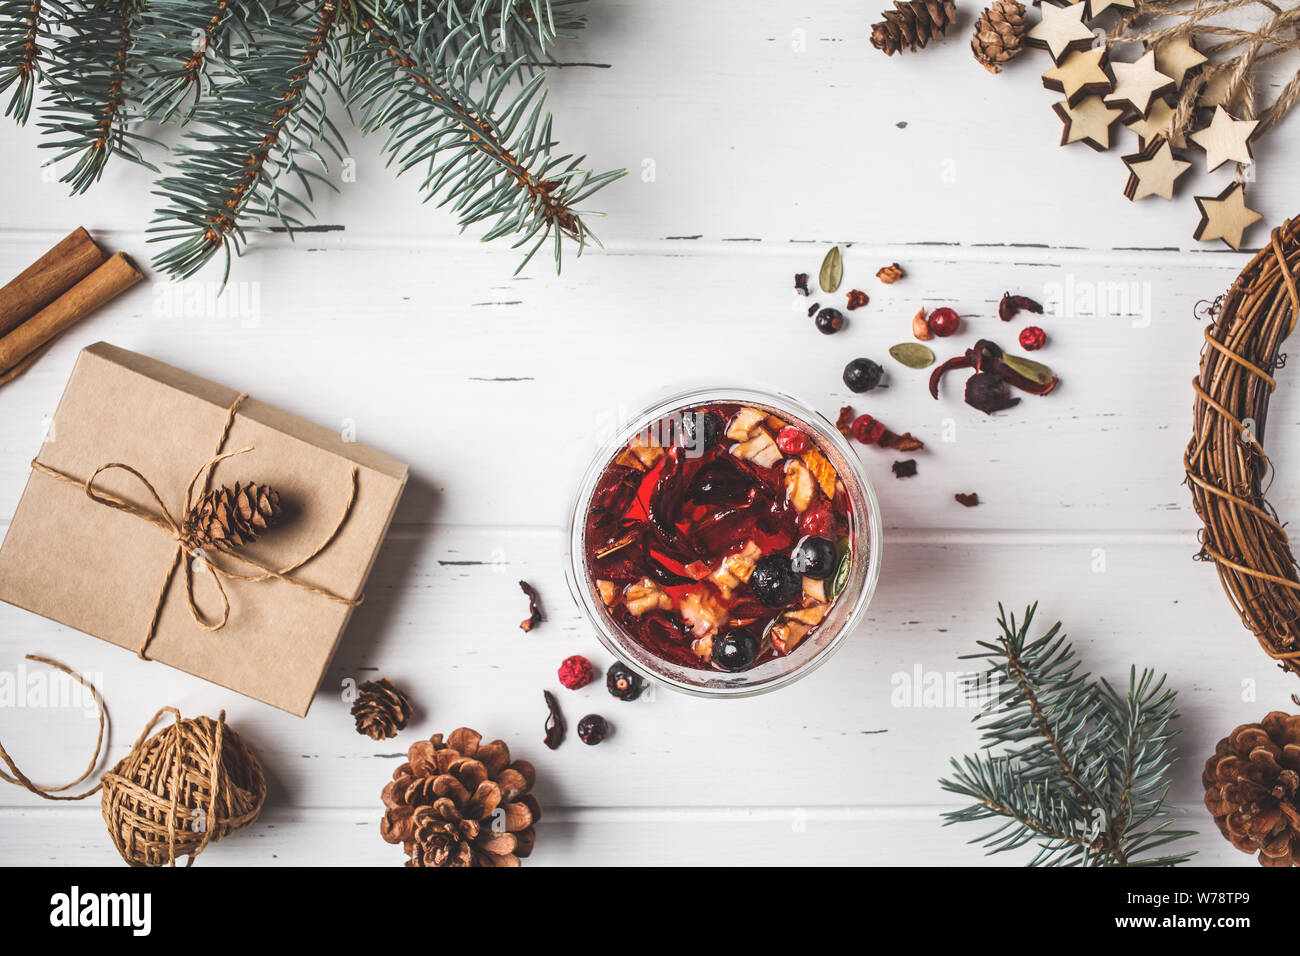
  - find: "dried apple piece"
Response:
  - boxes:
[802,576,827,603]
[731,429,782,469]
[613,447,647,472]
[784,458,815,513]
[625,577,672,616]
[691,633,715,662]
[596,580,619,607]
[770,620,810,655]
[680,588,728,639]
[629,433,664,469]
[727,407,767,441]
[710,540,762,599]
[785,603,829,627]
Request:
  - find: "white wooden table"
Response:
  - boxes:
[2,2,1298,866]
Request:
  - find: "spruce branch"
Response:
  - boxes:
[345,2,624,273]
[148,0,344,282]
[940,603,1196,866]
[0,0,63,122]
[39,0,158,193]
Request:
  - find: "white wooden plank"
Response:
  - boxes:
[0,2,1295,252]
[0,805,1252,866]
[0,238,1283,533]
[1,535,1291,824]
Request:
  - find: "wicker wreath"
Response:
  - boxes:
[1187,217,1300,702]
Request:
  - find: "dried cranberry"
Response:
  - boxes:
[558,655,594,690]
[776,426,809,454]
[846,289,870,311]
[577,714,609,745]
[927,307,960,337]
[851,415,886,445]
[799,503,835,537]
[1019,326,1046,351]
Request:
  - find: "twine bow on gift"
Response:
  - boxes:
[28,392,362,659]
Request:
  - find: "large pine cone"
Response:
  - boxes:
[871,0,958,56]
[972,0,1025,74]
[183,482,282,549]
[351,678,413,740]
[1203,712,1300,867]
[380,727,540,867]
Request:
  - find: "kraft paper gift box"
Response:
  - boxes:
[0,342,408,716]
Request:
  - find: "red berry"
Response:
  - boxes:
[1019,325,1047,351]
[851,414,886,445]
[776,426,809,454]
[558,655,594,690]
[927,307,960,337]
[798,504,835,537]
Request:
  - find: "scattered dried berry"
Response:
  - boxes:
[543,690,565,749]
[880,430,925,452]
[892,459,918,479]
[955,492,980,507]
[795,273,810,296]
[713,627,760,671]
[558,655,595,690]
[1019,325,1047,351]
[965,371,1021,415]
[606,663,644,701]
[912,309,932,341]
[519,580,543,632]
[999,292,1043,321]
[846,289,870,310]
[877,263,905,284]
[927,307,960,337]
[776,426,809,454]
[815,307,846,335]
[835,405,856,439]
[843,357,884,393]
[851,414,886,445]
[807,302,820,317]
[577,714,609,746]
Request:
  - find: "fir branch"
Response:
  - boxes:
[940,604,1196,867]
[39,0,157,193]
[345,4,624,272]
[149,0,343,281]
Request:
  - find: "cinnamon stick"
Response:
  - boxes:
[0,227,107,337]
[0,253,144,377]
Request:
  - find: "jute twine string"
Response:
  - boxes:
[1186,216,1300,704]
[1105,0,1300,180]
[0,655,265,866]
[28,392,362,659]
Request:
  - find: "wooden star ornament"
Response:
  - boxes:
[1027,3,1096,64]
[1086,0,1135,18]
[1127,98,1186,149]
[1105,51,1175,118]
[1189,105,1257,172]
[1193,182,1262,250]
[1053,94,1124,151]
[1042,48,1112,106]
[1149,36,1207,89]
[1122,137,1190,201]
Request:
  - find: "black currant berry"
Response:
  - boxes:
[748,554,800,607]
[712,627,760,671]
[843,358,883,393]
[790,536,837,579]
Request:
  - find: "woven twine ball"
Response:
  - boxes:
[100,708,266,867]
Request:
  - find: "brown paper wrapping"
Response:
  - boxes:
[0,343,408,716]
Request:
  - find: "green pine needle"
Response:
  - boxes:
[939,603,1197,867]
[1,0,624,281]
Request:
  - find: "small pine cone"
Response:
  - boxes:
[972,0,1026,74]
[350,678,413,740]
[380,727,541,867]
[871,0,958,56]
[1203,712,1300,867]
[183,481,282,549]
